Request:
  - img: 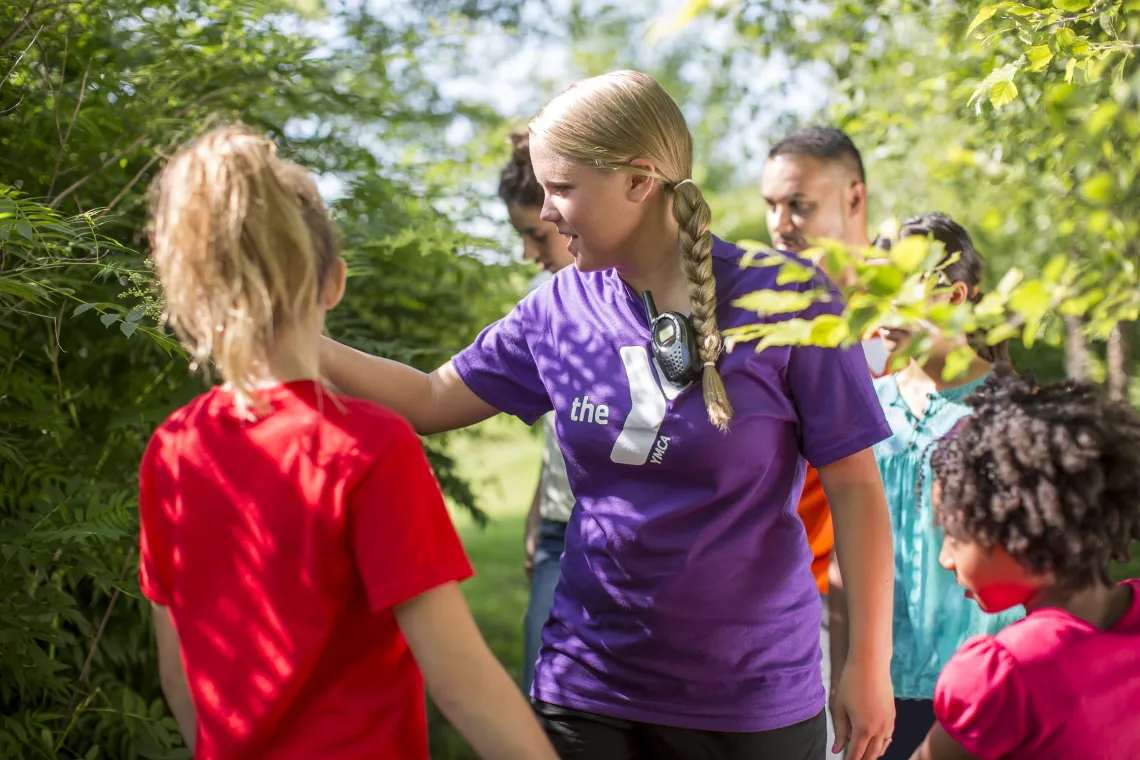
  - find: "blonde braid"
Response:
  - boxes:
[673,180,733,431]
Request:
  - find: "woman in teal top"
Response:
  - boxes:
[870,214,1023,759]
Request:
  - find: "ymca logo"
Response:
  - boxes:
[570,395,610,425]
[567,345,685,467]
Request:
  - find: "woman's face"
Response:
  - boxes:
[506,202,574,274]
[879,275,970,355]
[528,135,646,273]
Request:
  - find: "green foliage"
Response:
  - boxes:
[685,0,1140,384]
[1,1,526,756]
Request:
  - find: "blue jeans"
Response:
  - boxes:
[523,519,566,692]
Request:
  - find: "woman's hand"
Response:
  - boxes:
[831,659,895,760]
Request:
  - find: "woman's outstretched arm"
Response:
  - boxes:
[321,338,499,435]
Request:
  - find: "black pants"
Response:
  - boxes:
[533,700,827,760]
[880,698,934,760]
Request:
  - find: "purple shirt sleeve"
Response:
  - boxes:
[786,279,891,467]
[451,286,552,426]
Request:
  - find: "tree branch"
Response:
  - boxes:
[48,87,238,210]
[0,0,81,53]
[63,549,134,722]
[49,132,150,209]
[48,63,89,197]
[0,24,41,89]
[105,152,159,211]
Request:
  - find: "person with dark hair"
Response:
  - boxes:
[880,212,1008,365]
[498,129,577,693]
[912,368,1140,759]
[764,126,869,277]
[838,212,1024,759]
[762,125,889,759]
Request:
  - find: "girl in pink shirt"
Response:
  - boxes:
[912,368,1140,760]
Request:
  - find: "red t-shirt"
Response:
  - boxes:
[138,381,473,760]
[934,579,1140,759]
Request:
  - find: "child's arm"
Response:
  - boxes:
[818,449,895,760]
[395,582,558,760]
[151,603,196,751]
[826,549,848,705]
[910,724,982,760]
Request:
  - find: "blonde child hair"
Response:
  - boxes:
[148,124,340,414]
[528,70,733,431]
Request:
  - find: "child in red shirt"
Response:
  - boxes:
[141,124,557,760]
[911,368,1140,760]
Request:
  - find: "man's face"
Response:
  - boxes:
[761,154,864,254]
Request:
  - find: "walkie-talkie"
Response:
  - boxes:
[641,291,702,387]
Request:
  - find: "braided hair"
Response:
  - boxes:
[931,366,1140,588]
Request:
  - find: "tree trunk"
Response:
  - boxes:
[1106,322,1129,401]
[1065,315,1090,381]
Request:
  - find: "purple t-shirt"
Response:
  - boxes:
[452,237,890,732]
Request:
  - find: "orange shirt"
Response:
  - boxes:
[800,337,892,594]
[799,465,834,594]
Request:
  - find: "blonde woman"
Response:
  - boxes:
[138,125,557,760]
[322,71,896,760]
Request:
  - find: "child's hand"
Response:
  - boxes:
[831,660,895,760]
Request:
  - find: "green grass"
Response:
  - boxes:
[429,415,543,760]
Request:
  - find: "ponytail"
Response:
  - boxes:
[672,179,733,432]
[148,124,340,416]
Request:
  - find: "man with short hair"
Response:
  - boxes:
[761,126,888,758]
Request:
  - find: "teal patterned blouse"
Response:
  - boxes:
[873,373,1024,700]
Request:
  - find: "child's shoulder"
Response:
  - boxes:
[147,383,419,461]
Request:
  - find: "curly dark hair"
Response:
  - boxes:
[497,129,543,208]
[931,366,1140,588]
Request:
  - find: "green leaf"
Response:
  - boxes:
[888,236,928,273]
[1087,102,1119,134]
[943,345,975,381]
[1027,45,1054,72]
[120,321,139,338]
[73,302,98,317]
[967,3,1006,36]
[1022,316,1043,348]
[997,269,1025,296]
[1099,11,1118,35]
[1080,173,1114,203]
[776,263,817,285]
[1053,0,1090,10]
[1043,255,1068,283]
[16,221,33,241]
[100,313,120,328]
[733,289,818,316]
[986,322,1022,344]
[809,315,850,347]
[1010,280,1052,320]
[1066,57,1078,83]
[1054,26,1077,51]
[989,79,1019,110]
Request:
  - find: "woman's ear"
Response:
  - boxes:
[626,158,660,204]
[947,281,970,305]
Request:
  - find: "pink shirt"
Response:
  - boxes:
[934,579,1140,759]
